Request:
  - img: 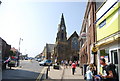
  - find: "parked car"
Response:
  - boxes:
[25,57,28,60]
[37,58,42,62]
[39,60,52,66]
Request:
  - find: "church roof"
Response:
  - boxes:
[67,31,79,41]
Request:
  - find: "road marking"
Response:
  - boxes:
[61,66,65,81]
[36,67,47,81]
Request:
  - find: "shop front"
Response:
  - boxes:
[97,40,120,80]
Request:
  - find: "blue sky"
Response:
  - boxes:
[0,0,87,57]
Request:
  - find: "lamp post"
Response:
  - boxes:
[17,38,23,66]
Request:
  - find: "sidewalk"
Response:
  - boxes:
[48,66,64,79]
[48,66,84,80]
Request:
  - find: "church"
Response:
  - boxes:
[53,14,80,63]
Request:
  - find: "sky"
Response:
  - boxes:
[0,0,87,57]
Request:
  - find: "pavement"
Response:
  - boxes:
[46,65,85,81]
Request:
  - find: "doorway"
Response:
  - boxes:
[110,50,119,80]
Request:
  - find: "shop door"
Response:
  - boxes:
[111,50,119,80]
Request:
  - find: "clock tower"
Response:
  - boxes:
[55,14,68,62]
[53,14,79,63]
[56,13,67,43]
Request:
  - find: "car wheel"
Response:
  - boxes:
[44,63,46,66]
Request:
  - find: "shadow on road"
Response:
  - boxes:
[2,68,40,80]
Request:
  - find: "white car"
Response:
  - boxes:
[39,60,52,66]
[37,58,42,62]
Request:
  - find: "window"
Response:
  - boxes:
[100,49,109,63]
[88,13,90,27]
[96,1,106,12]
[99,19,106,28]
[61,33,64,40]
[72,37,78,50]
[111,50,118,64]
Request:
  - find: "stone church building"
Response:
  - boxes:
[54,14,79,63]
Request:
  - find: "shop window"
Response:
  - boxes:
[100,49,109,63]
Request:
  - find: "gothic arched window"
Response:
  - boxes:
[71,37,78,50]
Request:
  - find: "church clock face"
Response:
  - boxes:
[61,26,64,30]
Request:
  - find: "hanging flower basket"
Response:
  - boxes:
[8,61,16,67]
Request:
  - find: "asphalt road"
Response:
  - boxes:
[2,60,44,81]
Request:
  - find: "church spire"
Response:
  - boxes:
[56,13,67,42]
[61,13,64,19]
[60,13,65,27]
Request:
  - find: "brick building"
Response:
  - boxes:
[0,37,11,69]
[79,2,96,67]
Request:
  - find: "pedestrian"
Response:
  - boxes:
[71,61,76,75]
[69,60,72,66]
[95,58,117,81]
[61,60,64,66]
[85,67,94,81]
[78,60,80,66]
[75,61,78,66]
[86,63,97,76]
[65,60,68,68]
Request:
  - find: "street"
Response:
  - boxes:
[2,60,43,81]
[0,0,119,81]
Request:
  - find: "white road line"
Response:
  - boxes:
[36,67,47,81]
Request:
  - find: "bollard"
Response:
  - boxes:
[48,64,50,71]
[46,68,48,79]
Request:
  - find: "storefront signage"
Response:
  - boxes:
[81,32,86,39]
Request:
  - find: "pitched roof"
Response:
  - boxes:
[67,31,79,41]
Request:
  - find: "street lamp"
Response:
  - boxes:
[17,38,23,66]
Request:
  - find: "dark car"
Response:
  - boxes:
[39,60,52,66]
[24,57,29,60]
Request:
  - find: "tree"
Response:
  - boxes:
[9,50,16,56]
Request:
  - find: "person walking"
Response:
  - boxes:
[69,60,72,66]
[64,60,68,68]
[71,61,76,75]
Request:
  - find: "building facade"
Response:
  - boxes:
[0,37,11,69]
[54,14,79,63]
[95,0,120,80]
[67,31,79,61]
[79,2,96,68]
[42,43,55,60]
